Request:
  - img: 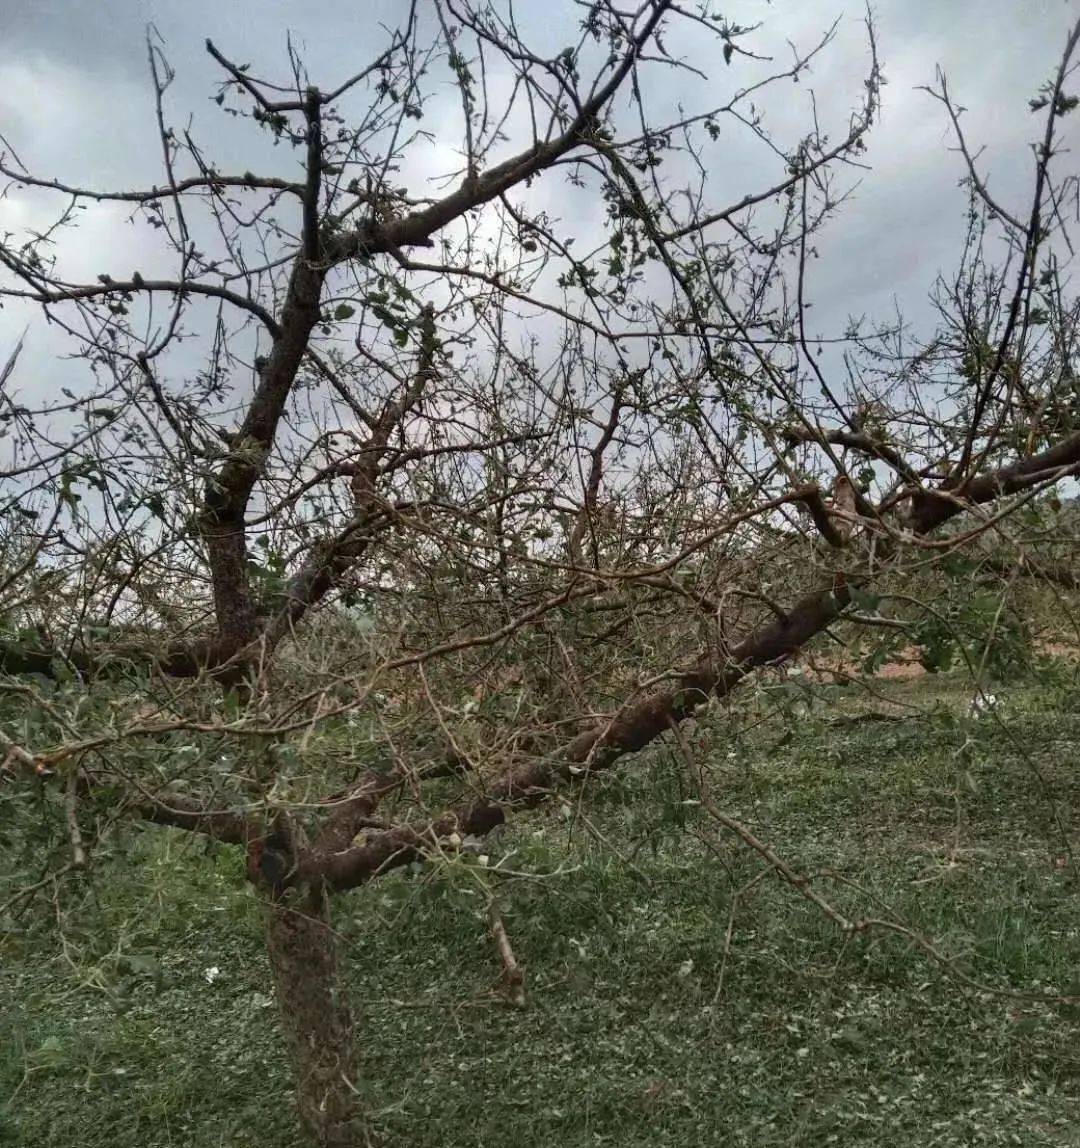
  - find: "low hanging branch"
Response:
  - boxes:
[293,424,1080,892]
[9,424,1080,890]
[488,897,527,1008]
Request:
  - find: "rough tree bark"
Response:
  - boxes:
[263,885,365,1148]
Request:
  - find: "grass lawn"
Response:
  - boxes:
[2,667,1079,1146]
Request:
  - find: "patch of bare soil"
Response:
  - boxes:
[800,639,1079,684]
[1038,640,1080,659]
[800,645,925,684]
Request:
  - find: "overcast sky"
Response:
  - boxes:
[0,1,1076,402]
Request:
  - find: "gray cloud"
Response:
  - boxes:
[0,1,1076,399]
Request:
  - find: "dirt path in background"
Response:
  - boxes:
[801,640,1080,683]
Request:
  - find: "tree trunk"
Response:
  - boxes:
[264,887,368,1147]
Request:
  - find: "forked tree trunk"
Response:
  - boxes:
[264,886,368,1147]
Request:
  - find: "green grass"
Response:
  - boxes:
[3,668,1080,1146]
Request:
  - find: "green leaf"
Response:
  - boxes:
[333,303,356,321]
